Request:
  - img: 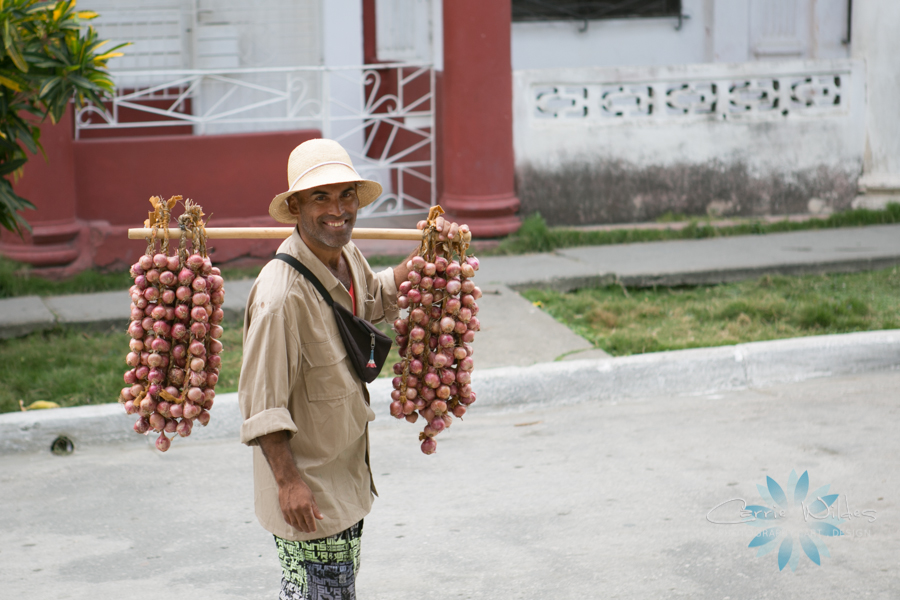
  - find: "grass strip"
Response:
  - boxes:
[486,203,900,255]
[0,320,244,415]
[0,317,400,415]
[521,267,900,357]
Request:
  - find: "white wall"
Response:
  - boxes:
[851,0,900,189]
[513,59,865,176]
[511,0,850,70]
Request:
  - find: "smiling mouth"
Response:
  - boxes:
[324,219,349,228]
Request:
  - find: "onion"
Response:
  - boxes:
[445,279,462,295]
[159,271,177,287]
[161,288,176,304]
[445,297,461,314]
[390,401,403,418]
[207,274,224,291]
[461,263,475,278]
[454,320,468,335]
[184,400,202,418]
[440,316,455,333]
[456,370,472,385]
[139,255,153,271]
[167,255,180,271]
[420,292,434,306]
[433,277,447,290]
[465,256,480,271]
[126,352,140,367]
[405,413,419,424]
[445,262,461,278]
[155,432,171,452]
[176,418,192,437]
[165,418,178,433]
[131,263,145,277]
[210,308,225,324]
[420,276,434,291]
[210,289,225,305]
[407,271,421,285]
[410,255,426,271]
[399,281,412,295]
[432,399,448,414]
[434,257,448,272]
[424,372,440,388]
[171,322,188,340]
[152,320,171,337]
[129,338,144,353]
[149,412,166,432]
[407,288,422,304]
[197,409,211,426]
[410,341,426,356]
[146,269,160,284]
[209,324,224,339]
[186,254,204,272]
[135,365,150,380]
[454,346,468,361]
[206,372,218,387]
[420,438,437,454]
[430,417,445,433]
[174,304,190,321]
[207,354,222,369]
[191,321,208,339]
[209,339,223,354]
[436,385,451,400]
[440,369,456,385]
[130,383,144,398]
[423,262,436,276]
[438,333,455,348]
[123,399,136,414]
[191,277,207,292]
[134,416,150,434]
[169,403,184,419]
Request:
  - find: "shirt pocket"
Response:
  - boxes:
[302,336,358,403]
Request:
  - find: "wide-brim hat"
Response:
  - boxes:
[268,139,382,224]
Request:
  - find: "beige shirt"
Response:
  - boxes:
[238,227,399,541]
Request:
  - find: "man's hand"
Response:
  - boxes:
[278,476,325,534]
[416,216,469,242]
[257,431,325,533]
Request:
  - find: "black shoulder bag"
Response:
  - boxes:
[274,253,392,383]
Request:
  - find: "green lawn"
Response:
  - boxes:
[0,320,244,415]
[521,267,900,357]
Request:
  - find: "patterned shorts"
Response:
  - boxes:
[274,520,363,600]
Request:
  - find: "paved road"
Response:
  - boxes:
[2,371,897,599]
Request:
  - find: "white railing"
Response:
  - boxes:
[75,63,436,218]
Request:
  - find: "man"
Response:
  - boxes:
[239,138,462,600]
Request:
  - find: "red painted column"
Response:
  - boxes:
[439,0,520,237]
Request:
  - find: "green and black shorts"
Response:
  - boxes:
[275,520,363,600]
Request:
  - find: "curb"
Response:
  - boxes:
[2,330,898,455]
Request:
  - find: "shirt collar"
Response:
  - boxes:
[286,226,359,308]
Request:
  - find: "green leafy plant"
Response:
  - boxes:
[0,0,126,234]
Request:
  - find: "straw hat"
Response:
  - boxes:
[268,139,382,223]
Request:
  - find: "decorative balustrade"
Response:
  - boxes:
[74,63,436,217]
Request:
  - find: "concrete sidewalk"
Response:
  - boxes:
[3,224,900,339]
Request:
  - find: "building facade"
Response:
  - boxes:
[1,0,897,271]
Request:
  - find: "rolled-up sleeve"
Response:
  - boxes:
[238,307,301,446]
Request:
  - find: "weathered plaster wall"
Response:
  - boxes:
[513,59,865,224]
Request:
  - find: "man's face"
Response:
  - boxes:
[288,182,360,251]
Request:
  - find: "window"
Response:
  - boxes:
[512,0,682,22]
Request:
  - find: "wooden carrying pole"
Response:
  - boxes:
[127,227,425,241]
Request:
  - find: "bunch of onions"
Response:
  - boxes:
[389,215,480,455]
[121,215,225,452]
